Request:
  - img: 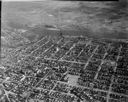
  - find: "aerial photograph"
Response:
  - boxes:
[1,0,128,102]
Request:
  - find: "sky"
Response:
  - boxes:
[2,0,47,2]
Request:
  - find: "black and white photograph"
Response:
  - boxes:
[1,0,128,102]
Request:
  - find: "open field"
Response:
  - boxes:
[2,1,128,42]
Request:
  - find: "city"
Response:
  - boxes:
[1,34,128,102]
[1,0,128,102]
